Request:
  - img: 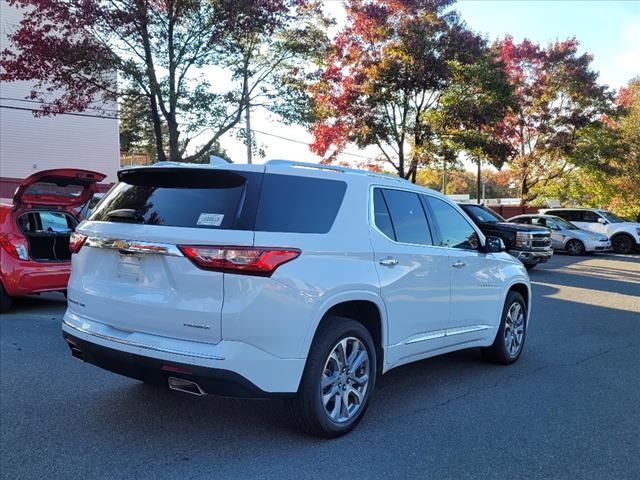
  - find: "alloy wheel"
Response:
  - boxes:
[504,302,525,357]
[566,240,584,256]
[321,337,370,423]
[612,236,632,254]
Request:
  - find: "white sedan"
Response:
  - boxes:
[509,214,611,255]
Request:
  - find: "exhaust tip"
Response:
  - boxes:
[168,376,206,396]
[66,341,84,361]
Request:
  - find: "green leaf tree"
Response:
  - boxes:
[493,36,616,205]
[1,0,328,163]
[310,0,507,182]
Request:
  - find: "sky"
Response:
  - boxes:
[219,0,640,167]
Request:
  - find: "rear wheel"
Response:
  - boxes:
[524,262,537,270]
[565,239,586,256]
[291,317,377,438]
[612,234,634,254]
[0,283,13,313]
[482,291,527,364]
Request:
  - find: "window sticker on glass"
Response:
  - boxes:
[197,213,224,227]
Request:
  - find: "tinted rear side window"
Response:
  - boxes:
[373,189,396,239]
[550,210,578,222]
[255,175,346,233]
[91,168,261,230]
[379,189,432,245]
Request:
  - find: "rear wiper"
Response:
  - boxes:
[106,209,143,222]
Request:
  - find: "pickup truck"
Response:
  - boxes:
[459,203,553,270]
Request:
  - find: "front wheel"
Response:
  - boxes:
[482,291,527,364]
[612,234,634,254]
[565,239,586,256]
[290,317,377,438]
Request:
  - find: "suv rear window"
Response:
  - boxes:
[91,168,346,234]
[24,182,84,198]
[91,168,260,230]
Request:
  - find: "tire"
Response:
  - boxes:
[565,239,586,256]
[0,283,13,313]
[482,291,527,365]
[290,317,377,438]
[524,262,537,270]
[611,234,634,254]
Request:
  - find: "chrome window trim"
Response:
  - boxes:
[367,184,486,252]
[403,324,492,346]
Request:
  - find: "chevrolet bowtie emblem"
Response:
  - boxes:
[112,239,130,250]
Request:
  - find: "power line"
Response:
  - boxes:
[0,104,118,120]
[0,101,381,162]
[0,96,119,114]
[251,128,378,162]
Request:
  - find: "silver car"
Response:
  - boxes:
[508,214,611,256]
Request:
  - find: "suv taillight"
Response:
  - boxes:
[178,246,300,276]
[69,233,87,254]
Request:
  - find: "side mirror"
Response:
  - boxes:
[597,217,607,224]
[485,236,506,253]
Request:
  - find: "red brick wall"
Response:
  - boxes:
[488,204,540,219]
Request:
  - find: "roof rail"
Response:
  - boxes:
[266,159,410,183]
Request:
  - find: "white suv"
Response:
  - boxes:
[63,160,531,437]
[540,208,640,254]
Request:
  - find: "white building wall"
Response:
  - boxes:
[0,0,119,190]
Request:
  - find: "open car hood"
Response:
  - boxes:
[13,169,107,208]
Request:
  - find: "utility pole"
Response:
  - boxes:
[442,159,447,194]
[243,79,252,164]
[476,158,481,204]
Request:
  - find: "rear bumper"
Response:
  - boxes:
[1,256,70,296]
[63,332,292,398]
[62,310,305,396]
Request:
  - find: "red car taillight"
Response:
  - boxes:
[178,246,300,276]
[69,233,87,254]
[0,235,29,260]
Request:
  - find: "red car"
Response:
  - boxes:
[0,168,105,312]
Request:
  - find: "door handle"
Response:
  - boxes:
[452,261,466,269]
[379,257,399,267]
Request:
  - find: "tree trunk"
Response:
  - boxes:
[243,78,252,164]
[520,175,529,207]
[149,95,166,162]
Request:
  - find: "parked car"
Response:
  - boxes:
[508,214,611,255]
[539,208,640,254]
[458,203,552,270]
[62,160,531,437]
[0,169,106,312]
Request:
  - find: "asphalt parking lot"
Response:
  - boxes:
[1,253,639,480]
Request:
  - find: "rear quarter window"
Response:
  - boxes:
[255,175,347,234]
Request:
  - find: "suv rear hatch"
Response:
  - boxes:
[68,165,263,344]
